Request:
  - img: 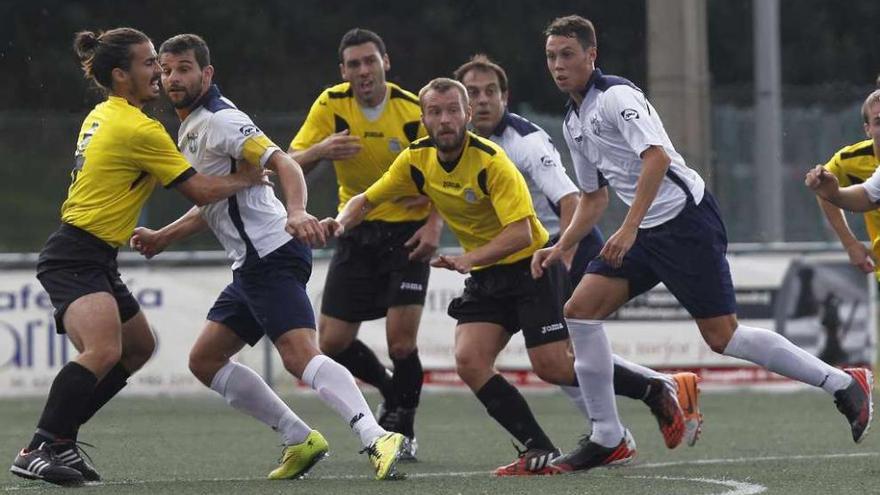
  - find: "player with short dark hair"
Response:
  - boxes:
[288,28,442,459]
[128,33,407,481]
[10,27,268,486]
[536,14,874,473]
[324,77,605,476]
[454,54,703,450]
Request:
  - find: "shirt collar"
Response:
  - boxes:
[191,84,222,111]
[564,68,603,113]
[490,111,511,137]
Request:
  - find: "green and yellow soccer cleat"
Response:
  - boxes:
[361,432,406,480]
[267,430,329,480]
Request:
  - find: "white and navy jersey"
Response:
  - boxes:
[177,85,291,269]
[563,69,705,228]
[488,111,578,236]
[863,165,880,203]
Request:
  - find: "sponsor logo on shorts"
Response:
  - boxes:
[400,282,424,292]
[540,322,564,334]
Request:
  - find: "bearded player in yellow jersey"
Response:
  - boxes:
[288,28,442,459]
[323,78,612,475]
[9,27,266,486]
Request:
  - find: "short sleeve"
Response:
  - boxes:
[206,110,280,167]
[131,120,194,187]
[487,152,537,226]
[823,150,851,187]
[518,133,578,204]
[290,91,334,151]
[601,85,666,157]
[364,150,420,205]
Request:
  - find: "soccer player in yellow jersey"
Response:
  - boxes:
[10,28,266,486]
[288,28,441,458]
[815,89,880,277]
[323,78,592,475]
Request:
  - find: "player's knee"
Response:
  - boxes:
[281,353,310,379]
[704,333,731,354]
[564,298,601,319]
[317,331,348,357]
[454,351,490,385]
[82,344,123,376]
[188,348,221,386]
[388,341,416,360]
[532,358,573,386]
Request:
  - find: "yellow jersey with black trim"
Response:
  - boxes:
[823,139,880,278]
[365,132,548,269]
[290,81,429,222]
[61,96,195,247]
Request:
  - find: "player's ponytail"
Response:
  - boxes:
[72,27,150,92]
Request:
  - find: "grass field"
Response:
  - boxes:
[1,389,877,494]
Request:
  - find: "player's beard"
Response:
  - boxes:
[167,77,203,109]
[433,126,467,154]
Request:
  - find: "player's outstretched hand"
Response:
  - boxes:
[130,227,167,259]
[234,159,274,187]
[845,241,877,273]
[805,164,839,200]
[286,210,326,248]
[430,254,473,274]
[531,246,560,279]
[320,217,345,238]
[320,130,362,161]
[404,221,442,261]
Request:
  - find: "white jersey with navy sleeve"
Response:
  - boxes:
[177,85,291,269]
[562,69,705,228]
[489,112,578,237]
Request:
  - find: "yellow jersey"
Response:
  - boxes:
[823,139,880,278]
[365,132,548,269]
[61,96,194,247]
[290,81,429,222]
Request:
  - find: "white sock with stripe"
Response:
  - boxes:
[723,324,852,393]
[302,354,386,447]
[210,360,310,445]
[567,318,625,448]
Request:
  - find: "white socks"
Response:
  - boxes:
[566,318,625,448]
[210,361,310,445]
[302,354,386,447]
[560,385,589,418]
[723,324,851,393]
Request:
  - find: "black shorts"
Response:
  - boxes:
[447,256,569,348]
[321,220,430,322]
[36,223,140,334]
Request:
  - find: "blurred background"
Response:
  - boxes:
[1,0,879,251]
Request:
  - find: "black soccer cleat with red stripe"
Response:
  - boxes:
[549,434,636,474]
[9,442,84,486]
[834,368,874,444]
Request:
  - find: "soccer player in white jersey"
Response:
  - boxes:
[453,54,703,450]
[532,15,873,473]
[129,34,406,481]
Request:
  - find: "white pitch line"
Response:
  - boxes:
[625,475,765,495]
[2,451,875,492]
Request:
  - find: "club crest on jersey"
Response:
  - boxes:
[621,108,639,121]
[590,115,601,136]
[239,124,259,137]
[388,138,402,153]
[185,132,199,153]
[463,188,478,203]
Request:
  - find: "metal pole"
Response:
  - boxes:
[754,0,784,241]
